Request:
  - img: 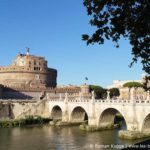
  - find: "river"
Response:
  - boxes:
[0,124,148,150]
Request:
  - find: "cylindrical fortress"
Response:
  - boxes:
[0,53,57,88]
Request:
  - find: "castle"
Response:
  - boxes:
[0,51,57,88]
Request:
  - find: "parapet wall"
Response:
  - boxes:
[2,91,42,100]
[0,69,57,88]
[1,86,81,100]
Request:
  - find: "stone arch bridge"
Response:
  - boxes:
[47,93,150,139]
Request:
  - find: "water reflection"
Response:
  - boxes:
[0,125,147,150]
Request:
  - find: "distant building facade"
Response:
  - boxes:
[0,52,57,88]
[107,79,142,89]
[119,87,149,100]
[107,75,150,100]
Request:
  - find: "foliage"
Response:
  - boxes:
[109,88,120,98]
[89,85,107,99]
[123,82,143,88]
[0,116,52,128]
[142,75,150,91]
[82,0,150,74]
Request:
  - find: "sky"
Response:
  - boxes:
[0,0,143,88]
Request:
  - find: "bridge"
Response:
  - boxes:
[47,91,150,139]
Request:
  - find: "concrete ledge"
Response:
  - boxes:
[119,130,150,140]
[79,124,117,132]
[49,120,82,126]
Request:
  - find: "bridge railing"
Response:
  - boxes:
[48,98,90,102]
[47,98,150,104]
[68,99,90,102]
[95,99,150,104]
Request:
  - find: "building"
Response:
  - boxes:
[107,74,150,100]
[0,51,57,89]
[107,79,142,89]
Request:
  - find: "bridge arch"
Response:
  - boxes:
[51,105,62,120]
[142,113,150,132]
[98,108,127,129]
[70,106,88,123]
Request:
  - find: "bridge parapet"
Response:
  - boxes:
[47,97,150,105]
[93,99,150,104]
[68,99,90,103]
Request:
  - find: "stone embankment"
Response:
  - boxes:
[119,130,150,140]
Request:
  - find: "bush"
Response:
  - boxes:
[89,85,107,99]
[109,88,120,98]
[0,116,52,128]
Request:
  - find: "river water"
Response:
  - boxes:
[0,125,147,150]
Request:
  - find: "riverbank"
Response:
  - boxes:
[0,116,52,128]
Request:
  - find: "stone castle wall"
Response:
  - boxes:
[2,91,42,100]
[1,86,80,100]
[0,70,56,88]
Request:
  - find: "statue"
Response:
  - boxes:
[147,90,150,100]
[91,90,95,103]
[64,92,68,103]
[26,47,30,55]
[107,91,110,100]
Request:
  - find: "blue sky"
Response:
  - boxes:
[0,0,143,87]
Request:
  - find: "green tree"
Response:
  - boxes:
[142,75,150,91]
[89,85,107,99]
[82,0,150,74]
[109,88,120,98]
[123,82,143,88]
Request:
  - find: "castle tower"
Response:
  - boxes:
[0,52,57,88]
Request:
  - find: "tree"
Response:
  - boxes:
[82,0,150,74]
[141,75,150,90]
[109,88,120,98]
[123,82,143,88]
[89,85,107,99]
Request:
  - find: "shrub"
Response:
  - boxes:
[89,85,107,99]
[109,88,120,98]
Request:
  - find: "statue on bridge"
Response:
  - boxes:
[147,90,150,100]
[107,91,110,100]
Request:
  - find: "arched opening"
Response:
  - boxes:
[99,108,127,130]
[142,114,150,132]
[71,106,88,123]
[51,106,62,120]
